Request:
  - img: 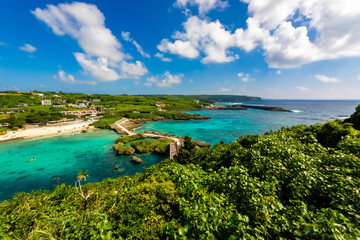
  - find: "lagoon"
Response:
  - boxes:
[0,130,164,201]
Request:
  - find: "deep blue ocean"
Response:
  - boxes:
[0,100,359,201]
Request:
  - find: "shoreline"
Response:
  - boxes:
[0,121,95,143]
[112,118,211,147]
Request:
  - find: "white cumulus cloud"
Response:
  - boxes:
[145,71,183,87]
[32,2,148,81]
[158,39,200,59]
[19,44,37,53]
[154,53,172,62]
[164,0,360,68]
[238,72,254,82]
[32,2,124,61]
[58,70,97,85]
[121,31,150,58]
[120,61,148,79]
[158,16,238,63]
[315,74,340,83]
[175,0,228,15]
[74,53,119,81]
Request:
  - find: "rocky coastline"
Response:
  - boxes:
[239,104,292,112]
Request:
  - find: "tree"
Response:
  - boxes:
[75,170,92,200]
[174,135,197,164]
[346,105,360,130]
[8,113,26,128]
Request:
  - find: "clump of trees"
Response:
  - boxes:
[0,110,67,129]
[131,138,173,155]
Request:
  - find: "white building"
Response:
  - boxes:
[41,100,52,106]
[33,93,45,99]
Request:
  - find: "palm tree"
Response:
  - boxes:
[75,170,92,200]
[77,170,88,182]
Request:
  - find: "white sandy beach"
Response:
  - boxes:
[0,121,95,142]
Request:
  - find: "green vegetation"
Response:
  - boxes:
[0,93,41,108]
[0,127,8,134]
[2,98,360,239]
[146,94,261,103]
[113,143,136,155]
[90,115,122,129]
[1,91,214,130]
[0,109,67,128]
[345,104,360,130]
[131,138,174,155]
[115,133,144,144]
[113,134,173,156]
[2,107,360,239]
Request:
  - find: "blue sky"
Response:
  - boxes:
[1,0,360,99]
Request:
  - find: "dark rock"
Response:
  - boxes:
[240,104,291,112]
[194,140,211,147]
[132,156,142,164]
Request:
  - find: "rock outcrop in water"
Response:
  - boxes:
[240,104,291,112]
[132,156,142,164]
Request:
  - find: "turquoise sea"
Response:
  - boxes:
[0,130,164,201]
[1,100,359,201]
[137,100,360,145]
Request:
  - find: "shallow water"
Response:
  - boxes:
[137,100,360,145]
[0,130,164,201]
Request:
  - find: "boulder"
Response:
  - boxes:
[132,156,142,164]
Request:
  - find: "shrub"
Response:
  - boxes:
[113,143,136,155]
[116,133,143,144]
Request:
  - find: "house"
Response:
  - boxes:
[52,105,66,108]
[33,93,44,99]
[17,103,28,107]
[55,99,67,103]
[92,99,101,102]
[41,100,52,106]
[53,94,61,98]
[67,103,87,109]
[62,110,97,116]
[195,100,200,104]
[155,101,163,107]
